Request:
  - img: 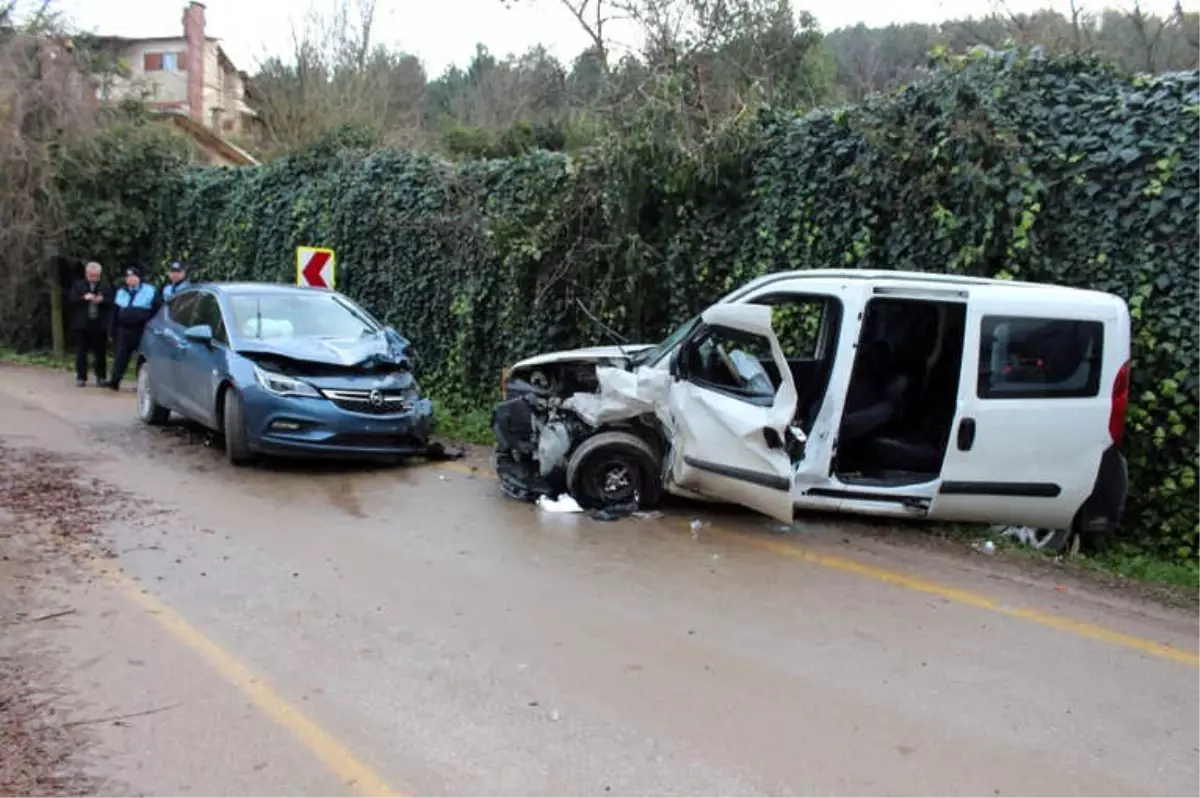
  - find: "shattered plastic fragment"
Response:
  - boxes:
[425,441,466,461]
[690,519,708,539]
[587,500,639,522]
[537,421,572,477]
[632,511,664,521]
[537,494,584,514]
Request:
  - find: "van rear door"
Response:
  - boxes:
[931,294,1122,530]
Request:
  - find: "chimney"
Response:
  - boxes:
[182,2,206,123]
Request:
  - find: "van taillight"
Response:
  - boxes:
[1109,361,1130,446]
[500,368,509,397]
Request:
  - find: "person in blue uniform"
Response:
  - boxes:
[160,261,191,302]
[106,267,158,392]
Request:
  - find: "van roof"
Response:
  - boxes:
[725,269,1124,307]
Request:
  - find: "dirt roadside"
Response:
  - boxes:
[0,444,125,796]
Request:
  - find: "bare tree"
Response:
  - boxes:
[250,0,428,155]
[0,2,100,353]
[500,0,620,70]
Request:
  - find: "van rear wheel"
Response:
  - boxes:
[566,431,662,510]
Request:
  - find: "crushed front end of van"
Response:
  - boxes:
[491,347,674,511]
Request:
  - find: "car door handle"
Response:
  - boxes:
[956,417,976,451]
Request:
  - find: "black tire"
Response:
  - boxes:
[566,431,662,511]
[136,361,170,426]
[221,387,254,466]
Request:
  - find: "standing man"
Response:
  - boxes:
[67,261,113,387]
[107,267,158,392]
[160,261,191,302]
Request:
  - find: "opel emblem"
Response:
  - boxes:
[368,389,384,408]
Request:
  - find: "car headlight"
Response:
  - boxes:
[253,365,321,398]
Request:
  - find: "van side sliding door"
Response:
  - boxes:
[932,297,1112,530]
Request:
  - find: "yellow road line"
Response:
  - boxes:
[443,460,1200,668]
[83,554,401,797]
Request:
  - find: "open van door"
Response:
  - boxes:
[664,303,798,523]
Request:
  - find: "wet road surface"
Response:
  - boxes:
[0,363,1197,796]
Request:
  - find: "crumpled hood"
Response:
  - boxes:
[236,329,412,368]
[510,344,654,371]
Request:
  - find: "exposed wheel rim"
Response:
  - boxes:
[583,456,640,505]
[137,366,153,419]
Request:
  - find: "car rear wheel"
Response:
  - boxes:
[136,362,170,426]
[566,431,662,510]
[222,388,254,466]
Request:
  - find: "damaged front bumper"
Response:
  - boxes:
[242,388,438,459]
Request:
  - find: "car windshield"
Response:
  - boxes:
[229,293,379,340]
[630,315,701,367]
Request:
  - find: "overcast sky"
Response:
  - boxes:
[55,0,1186,76]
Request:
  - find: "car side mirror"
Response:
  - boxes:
[184,324,213,345]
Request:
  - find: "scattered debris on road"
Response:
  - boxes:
[536,494,583,514]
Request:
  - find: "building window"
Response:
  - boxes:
[144,51,185,72]
[978,316,1104,399]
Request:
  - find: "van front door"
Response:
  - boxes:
[665,304,798,522]
[931,298,1112,530]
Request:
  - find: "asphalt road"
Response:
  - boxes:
[0,363,1196,797]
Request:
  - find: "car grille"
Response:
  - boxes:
[332,433,426,450]
[321,388,415,415]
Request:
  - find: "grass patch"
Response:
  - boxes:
[0,348,71,371]
[1081,546,1199,590]
[936,522,1199,590]
[430,398,492,445]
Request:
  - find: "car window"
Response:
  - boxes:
[228,293,379,340]
[193,292,229,344]
[168,291,200,327]
[978,316,1104,399]
[681,325,777,405]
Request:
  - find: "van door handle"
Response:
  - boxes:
[957,417,976,451]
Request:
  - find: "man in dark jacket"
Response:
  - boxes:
[107,267,158,392]
[68,261,113,387]
[160,261,191,302]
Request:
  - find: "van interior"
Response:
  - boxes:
[749,293,844,434]
[833,297,967,487]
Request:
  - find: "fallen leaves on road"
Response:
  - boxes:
[0,441,125,796]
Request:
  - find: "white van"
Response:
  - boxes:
[491,270,1130,550]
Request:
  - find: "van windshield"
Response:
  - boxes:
[630,315,701,367]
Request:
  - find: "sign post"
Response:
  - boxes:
[296,246,336,289]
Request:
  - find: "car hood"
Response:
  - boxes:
[510,344,654,371]
[236,330,411,368]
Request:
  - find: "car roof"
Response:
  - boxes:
[723,269,1124,308]
[193,282,339,298]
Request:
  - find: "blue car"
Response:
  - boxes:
[135,282,437,465]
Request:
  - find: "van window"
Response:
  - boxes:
[681,325,777,406]
[978,316,1104,399]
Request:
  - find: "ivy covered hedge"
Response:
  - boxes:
[64,53,1200,558]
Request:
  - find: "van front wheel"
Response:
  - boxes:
[566,431,662,510]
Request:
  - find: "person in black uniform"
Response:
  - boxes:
[67,261,114,387]
[107,267,159,392]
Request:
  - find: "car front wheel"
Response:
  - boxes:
[221,388,254,466]
[136,362,170,426]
